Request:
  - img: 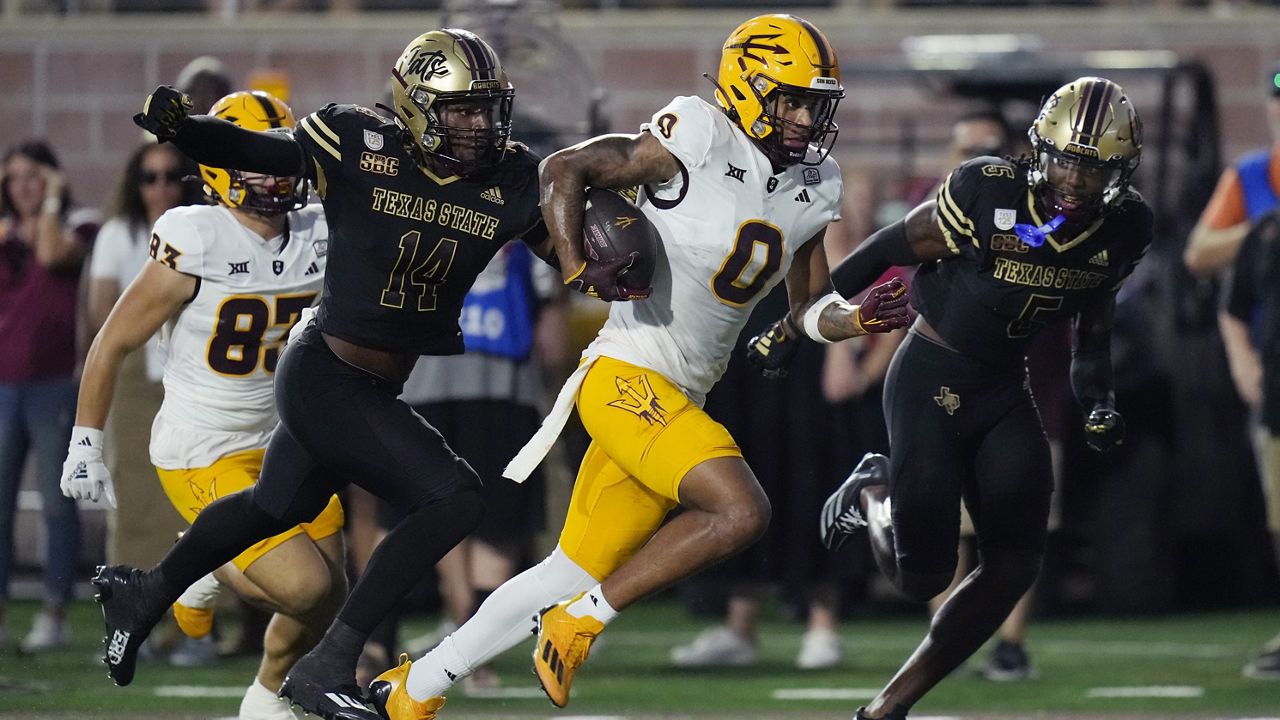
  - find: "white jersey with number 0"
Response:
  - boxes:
[147,204,329,469]
[588,95,843,403]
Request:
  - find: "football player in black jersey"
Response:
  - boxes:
[749,77,1149,720]
[94,29,637,720]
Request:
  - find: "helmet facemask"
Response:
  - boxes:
[201,93,306,216]
[746,76,841,168]
[404,84,514,177]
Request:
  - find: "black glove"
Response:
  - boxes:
[133,85,193,141]
[564,253,651,302]
[1084,403,1125,452]
[746,315,801,380]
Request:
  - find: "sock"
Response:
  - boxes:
[405,548,595,701]
[239,677,289,717]
[176,573,221,608]
[310,619,368,673]
[565,584,618,624]
[407,635,470,700]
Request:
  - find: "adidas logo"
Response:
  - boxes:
[304,261,320,276]
[324,692,366,710]
[541,640,565,684]
[444,668,457,681]
[1088,249,1109,266]
[78,437,92,446]
[480,186,505,205]
[794,189,811,203]
[589,593,599,607]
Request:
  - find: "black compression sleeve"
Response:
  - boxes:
[1070,303,1116,409]
[830,217,916,298]
[171,115,306,176]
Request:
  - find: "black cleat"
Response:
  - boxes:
[820,452,890,551]
[280,650,379,720]
[93,565,168,686]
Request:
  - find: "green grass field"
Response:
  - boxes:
[1,598,1277,719]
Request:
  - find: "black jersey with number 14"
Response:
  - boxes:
[293,103,543,356]
[912,156,1153,366]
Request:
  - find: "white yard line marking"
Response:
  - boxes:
[771,688,880,700]
[1086,685,1204,698]
[154,685,244,698]
[463,686,551,699]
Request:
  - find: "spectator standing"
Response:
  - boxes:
[87,142,203,571]
[0,140,99,651]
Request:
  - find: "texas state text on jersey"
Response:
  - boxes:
[914,156,1153,365]
[588,95,844,403]
[294,103,543,356]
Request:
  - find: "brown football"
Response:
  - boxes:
[582,187,659,291]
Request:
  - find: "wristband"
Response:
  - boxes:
[802,292,846,344]
[69,425,105,456]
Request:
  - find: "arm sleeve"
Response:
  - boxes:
[1070,295,1116,409]
[829,217,916,298]
[171,115,306,176]
[934,161,989,254]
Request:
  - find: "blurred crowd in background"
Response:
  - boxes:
[1,0,1278,689]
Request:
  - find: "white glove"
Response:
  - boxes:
[287,305,318,346]
[60,426,116,508]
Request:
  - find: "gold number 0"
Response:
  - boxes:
[710,220,784,306]
[381,231,459,311]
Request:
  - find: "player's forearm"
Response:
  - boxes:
[171,115,305,177]
[539,152,591,281]
[75,337,129,429]
[1070,322,1115,410]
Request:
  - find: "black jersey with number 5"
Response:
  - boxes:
[293,103,543,355]
[912,156,1152,366]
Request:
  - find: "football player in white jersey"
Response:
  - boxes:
[61,92,346,720]
[363,15,910,720]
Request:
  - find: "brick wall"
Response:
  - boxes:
[0,9,1277,210]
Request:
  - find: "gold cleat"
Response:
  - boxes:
[532,594,604,708]
[369,653,446,720]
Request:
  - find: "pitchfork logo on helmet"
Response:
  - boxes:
[712,14,844,168]
[201,91,307,215]
[1027,76,1142,220]
[390,29,514,177]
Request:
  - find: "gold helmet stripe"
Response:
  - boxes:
[793,15,834,75]
[251,92,285,129]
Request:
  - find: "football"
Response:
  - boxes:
[581,187,659,291]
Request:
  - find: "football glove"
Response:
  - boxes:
[564,253,651,302]
[133,85,193,141]
[746,315,801,380]
[60,426,116,508]
[853,277,911,335]
[1084,403,1125,453]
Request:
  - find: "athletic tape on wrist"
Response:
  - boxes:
[802,292,846,344]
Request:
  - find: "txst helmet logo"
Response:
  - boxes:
[406,49,450,82]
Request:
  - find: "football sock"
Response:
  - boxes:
[566,584,618,624]
[337,490,482,634]
[406,547,595,701]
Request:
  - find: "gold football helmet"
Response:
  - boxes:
[1028,76,1142,218]
[389,29,514,176]
[713,14,843,167]
[201,91,306,215]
